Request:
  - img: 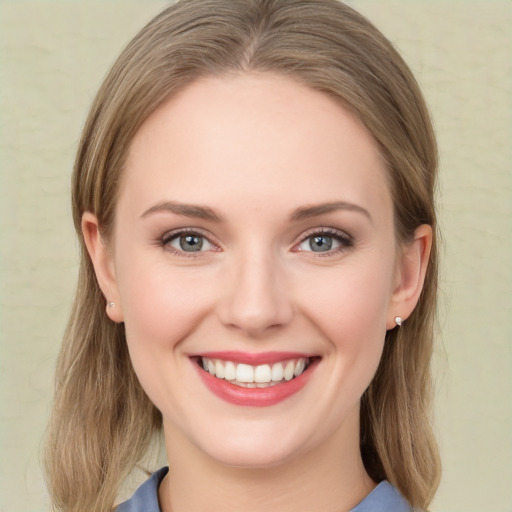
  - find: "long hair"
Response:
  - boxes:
[44,0,441,509]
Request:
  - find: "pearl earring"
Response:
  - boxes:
[108,302,116,308]
[394,316,403,326]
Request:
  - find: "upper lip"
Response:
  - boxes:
[189,351,317,365]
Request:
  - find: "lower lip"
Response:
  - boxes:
[194,360,318,407]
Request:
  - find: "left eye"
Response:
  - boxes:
[296,231,351,253]
[167,233,214,253]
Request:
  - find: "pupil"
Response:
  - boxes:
[311,235,332,252]
[180,234,203,251]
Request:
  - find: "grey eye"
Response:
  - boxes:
[170,233,212,252]
[300,234,339,252]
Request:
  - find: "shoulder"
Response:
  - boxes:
[115,467,169,512]
[349,481,413,512]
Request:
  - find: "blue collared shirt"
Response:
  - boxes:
[116,467,412,511]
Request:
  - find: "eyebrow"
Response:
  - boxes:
[290,201,373,223]
[140,200,222,222]
[140,199,372,224]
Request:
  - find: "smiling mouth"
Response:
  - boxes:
[196,357,315,388]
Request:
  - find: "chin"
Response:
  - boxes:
[190,420,314,470]
[208,443,300,470]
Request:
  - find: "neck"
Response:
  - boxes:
[159,417,375,512]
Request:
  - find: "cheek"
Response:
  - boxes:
[297,255,394,380]
[305,261,392,334]
[115,258,216,413]
[116,254,213,356]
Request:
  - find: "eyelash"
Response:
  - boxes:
[158,227,354,258]
[295,227,354,257]
[159,228,217,258]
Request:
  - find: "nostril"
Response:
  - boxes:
[217,290,294,336]
[213,255,295,337]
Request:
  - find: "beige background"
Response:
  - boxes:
[0,1,510,511]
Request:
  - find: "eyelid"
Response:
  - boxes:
[159,227,221,255]
[292,227,354,254]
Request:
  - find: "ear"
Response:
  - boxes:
[82,212,124,323]
[386,224,432,329]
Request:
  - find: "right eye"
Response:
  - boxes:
[297,233,341,253]
[162,231,215,255]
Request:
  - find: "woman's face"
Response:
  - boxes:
[86,73,427,468]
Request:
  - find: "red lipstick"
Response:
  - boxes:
[192,353,319,407]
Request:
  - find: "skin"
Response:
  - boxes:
[83,73,431,512]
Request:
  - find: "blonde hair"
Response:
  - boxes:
[44,0,441,510]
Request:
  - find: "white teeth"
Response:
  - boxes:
[235,381,281,388]
[215,360,225,379]
[254,364,272,383]
[271,363,284,381]
[294,359,305,377]
[284,361,295,381]
[201,357,310,386]
[236,363,254,383]
[224,361,236,380]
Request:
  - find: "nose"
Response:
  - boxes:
[217,249,294,337]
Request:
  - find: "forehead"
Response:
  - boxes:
[121,73,391,220]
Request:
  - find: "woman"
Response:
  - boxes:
[44,0,441,510]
